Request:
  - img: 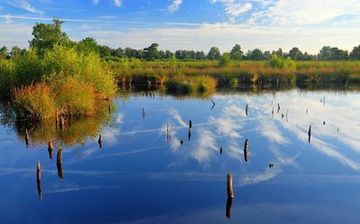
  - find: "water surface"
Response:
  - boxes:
[1,89,360,224]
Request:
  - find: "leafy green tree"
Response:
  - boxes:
[30,19,70,56]
[230,44,243,60]
[289,47,303,60]
[99,45,111,58]
[319,46,348,60]
[77,37,99,54]
[207,47,220,60]
[350,45,360,60]
[248,49,265,60]
[0,46,8,59]
[143,43,159,60]
[10,46,22,58]
[219,53,232,67]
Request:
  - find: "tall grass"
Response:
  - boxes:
[165,75,216,95]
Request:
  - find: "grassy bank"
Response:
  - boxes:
[111,60,360,90]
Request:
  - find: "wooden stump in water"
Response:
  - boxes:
[98,135,102,148]
[227,173,234,199]
[244,139,249,162]
[189,120,192,129]
[47,141,53,159]
[57,147,64,180]
[308,125,312,143]
[36,161,42,200]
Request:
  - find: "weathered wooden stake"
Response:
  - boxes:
[244,139,249,162]
[227,173,234,199]
[308,125,312,143]
[189,120,192,129]
[98,135,102,148]
[48,141,53,159]
[245,104,249,116]
[36,161,42,200]
[220,147,223,155]
[57,147,64,180]
[277,103,280,113]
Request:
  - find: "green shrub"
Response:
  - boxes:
[219,53,232,67]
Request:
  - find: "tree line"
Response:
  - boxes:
[1,19,360,61]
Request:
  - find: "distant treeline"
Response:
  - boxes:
[1,34,360,62]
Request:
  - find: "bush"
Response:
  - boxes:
[269,54,296,70]
[165,75,216,95]
[14,83,56,120]
[0,59,15,97]
[219,53,232,67]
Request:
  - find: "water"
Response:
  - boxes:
[1,89,360,224]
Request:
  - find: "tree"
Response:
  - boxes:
[289,47,303,60]
[319,46,348,60]
[219,53,232,67]
[10,46,22,58]
[143,43,159,60]
[99,45,111,58]
[0,46,8,59]
[207,47,220,60]
[350,45,360,60]
[230,44,243,60]
[77,37,99,54]
[30,19,70,56]
[248,49,264,60]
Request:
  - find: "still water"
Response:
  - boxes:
[1,89,360,224]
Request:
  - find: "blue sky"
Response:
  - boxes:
[1,0,360,53]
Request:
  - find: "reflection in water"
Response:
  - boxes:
[25,129,29,148]
[36,161,42,201]
[210,99,216,110]
[244,139,249,162]
[142,107,145,119]
[226,197,233,219]
[57,147,64,180]
[47,141,53,159]
[11,102,112,147]
[188,129,191,141]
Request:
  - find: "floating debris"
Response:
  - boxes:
[36,161,42,201]
[57,147,64,180]
[244,139,249,162]
[47,141,53,159]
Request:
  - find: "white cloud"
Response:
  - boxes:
[92,0,101,5]
[6,0,43,15]
[258,0,360,25]
[168,0,183,13]
[114,0,122,7]
[211,0,253,20]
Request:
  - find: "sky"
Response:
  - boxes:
[1,0,360,53]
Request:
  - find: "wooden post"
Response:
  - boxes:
[189,120,192,129]
[227,173,234,199]
[308,125,312,143]
[36,161,42,200]
[244,139,249,162]
[277,103,280,113]
[220,147,223,155]
[48,141,53,159]
[98,135,102,148]
[245,104,248,116]
[57,147,64,180]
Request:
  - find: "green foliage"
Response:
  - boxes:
[207,47,221,60]
[143,43,159,61]
[219,53,232,67]
[30,19,70,56]
[0,58,15,97]
[13,49,43,86]
[165,75,216,95]
[230,44,243,60]
[76,37,99,55]
[269,54,296,70]
[0,46,8,59]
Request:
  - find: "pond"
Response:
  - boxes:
[1,89,360,224]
